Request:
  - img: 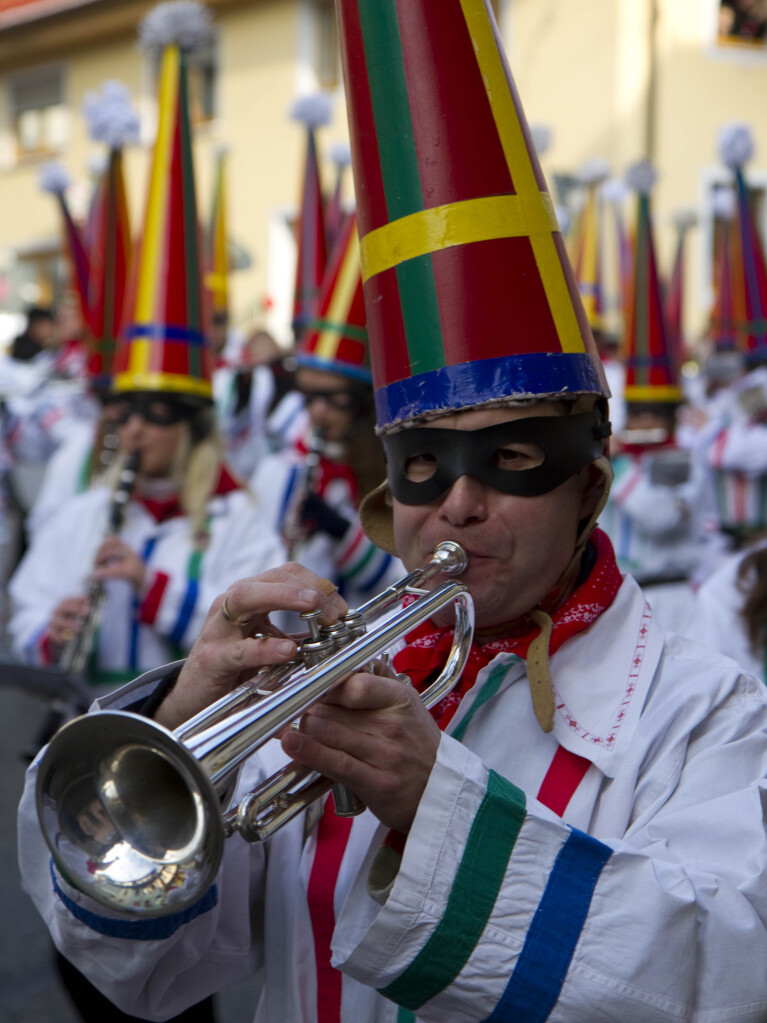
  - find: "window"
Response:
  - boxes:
[187,37,218,124]
[717,0,767,48]
[9,65,67,159]
[314,0,339,90]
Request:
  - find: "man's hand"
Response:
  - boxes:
[48,595,89,649]
[281,671,441,834]
[154,563,348,730]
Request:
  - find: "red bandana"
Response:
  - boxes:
[295,437,359,503]
[134,464,242,523]
[392,528,623,729]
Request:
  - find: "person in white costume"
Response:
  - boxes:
[9,392,282,690]
[690,533,767,682]
[17,3,767,1021]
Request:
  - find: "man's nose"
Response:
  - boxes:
[438,474,489,525]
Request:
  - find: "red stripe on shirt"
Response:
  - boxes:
[307,796,354,1023]
[137,571,170,626]
[536,745,591,817]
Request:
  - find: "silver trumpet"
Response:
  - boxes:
[35,541,474,918]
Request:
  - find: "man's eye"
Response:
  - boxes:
[493,444,544,470]
[404,453,438,481]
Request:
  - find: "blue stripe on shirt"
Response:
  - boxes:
[483,829,611,1023]
[50,858,217,940]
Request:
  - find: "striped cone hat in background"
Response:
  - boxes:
[709,187,738,352]
[39,161,91,332]
[82,81,138,389]
[663,207,696,372]
[297,212,370,383]
[325,141,352,255]
[290,93,331,341]
[571,159,610,334]
[718,124,767,364]
[205,147,229,322]
[335,0,608,434]
[623,161,682,405]
[112,0,214,402]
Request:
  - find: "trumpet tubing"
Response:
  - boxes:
[36,542,474,918]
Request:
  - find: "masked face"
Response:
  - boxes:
[391,403,604,629]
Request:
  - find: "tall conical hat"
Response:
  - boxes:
[664,208,696,372]
[325,141,352,254]
[602,177,634,337]
[623,161,682,404]
[112,1,214,402]
[205,147,229,319]
[335,0,607,433]
[82,81,137,388]
[571,159,610,332]
[290,94,331,340]
[297,212,370,383]
[718,124,767,364]
[38,161,91,330]
[709,188,738,352]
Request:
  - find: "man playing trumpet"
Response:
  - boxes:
[19,2,767,1021]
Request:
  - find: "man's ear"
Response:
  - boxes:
[578,459,611,522]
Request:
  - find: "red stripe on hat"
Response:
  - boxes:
[433,236,561,364]
[364,267,411,386]
[165,102,190,334]
[396,0,514,205]
[536,746,591,817]
[337,1,390,237]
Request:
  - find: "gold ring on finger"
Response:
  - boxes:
[220,596,254,627]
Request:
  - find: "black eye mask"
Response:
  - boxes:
[383,410,610,505]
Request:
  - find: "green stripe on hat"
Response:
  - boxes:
[396,255,445,374]
[358,0,446,373]
[358,0,423,222]
[379,770,526,1010]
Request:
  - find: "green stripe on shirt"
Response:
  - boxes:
[379,769,526,1010]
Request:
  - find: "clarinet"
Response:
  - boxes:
[58,451,141,681]
[283,430,324,560]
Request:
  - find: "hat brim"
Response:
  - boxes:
[359,479,398,556]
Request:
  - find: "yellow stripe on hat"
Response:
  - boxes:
[134,44,179,326]
[114,369,212,399]
[459,0,584,355]
[316,229,362,358]
[624,385,684,403]
[360,192,558,284]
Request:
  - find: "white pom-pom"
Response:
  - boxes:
[554,204,572,236]
[717,122,754,169]
[577,157,610,186]
[290,92,332,129]
[138,1,213,53]
[38,160,70,195]
[82,80,140,149]
[530,123,552,157]
[625,160,658,195]
[329,141,351,168]
[600,177,628,204]
[672,206,697,231]
[712,187,736,220]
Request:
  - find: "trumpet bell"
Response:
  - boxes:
[36,712,224,917]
